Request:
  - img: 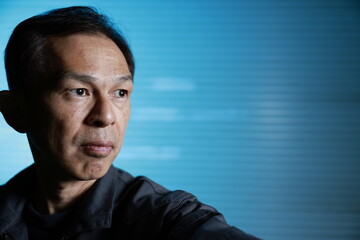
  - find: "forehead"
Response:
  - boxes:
[46,33,131,80]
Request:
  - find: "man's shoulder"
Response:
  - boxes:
[109,168,261,240]
[111,166,202,221]
[112,166,198,212]
[0,165,35,234]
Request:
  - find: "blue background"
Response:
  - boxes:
[0,1,360,239]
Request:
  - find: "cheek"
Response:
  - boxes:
[26,111,64,158]
[120,106,131,130]
[39,105,84,145]
[56,109,86,140]
[113,107,130,145]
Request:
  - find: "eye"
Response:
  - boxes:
[69,88,88,96]
[115,89,128,98]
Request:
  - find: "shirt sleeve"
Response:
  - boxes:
[160,191,261,240]
[186,215,261,240]
[117,176,261,240]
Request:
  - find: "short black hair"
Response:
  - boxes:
[4,6,135,92]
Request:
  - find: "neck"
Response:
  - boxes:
[33,166,96,215]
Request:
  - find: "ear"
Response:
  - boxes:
[0,90,27,133]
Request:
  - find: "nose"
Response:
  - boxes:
[85,95,115,128]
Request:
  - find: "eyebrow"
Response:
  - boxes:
[60,71,133,83]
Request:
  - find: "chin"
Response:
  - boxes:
[76,159,112,181]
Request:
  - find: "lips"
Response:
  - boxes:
[81,141,113,157]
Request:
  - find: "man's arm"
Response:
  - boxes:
[113,173,261,240]
[161,191,261,240]
[187,215,261,240]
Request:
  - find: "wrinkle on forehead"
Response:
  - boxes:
[42,33,132,88]
[59,71,132,83]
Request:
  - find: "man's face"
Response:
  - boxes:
[26,33,133,181]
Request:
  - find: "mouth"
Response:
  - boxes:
[80,141,114,157]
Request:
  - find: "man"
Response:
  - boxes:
[0,6,260,240]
